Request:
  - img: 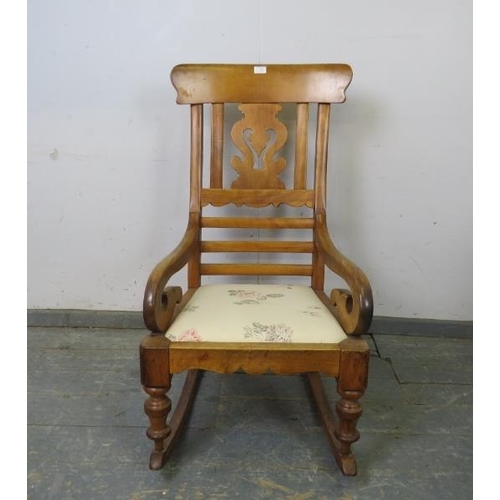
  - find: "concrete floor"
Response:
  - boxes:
[27,327,472,499]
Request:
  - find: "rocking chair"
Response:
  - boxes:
[140,64,373,476]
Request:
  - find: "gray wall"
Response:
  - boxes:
[27,0,472,320]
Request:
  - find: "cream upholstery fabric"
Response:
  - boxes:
[166,284,347,343]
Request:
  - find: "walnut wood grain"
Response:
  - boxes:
[143,214,199,332]
[187,241,201,289]
[147,369,201,470]
[189,104,203,213]
[200,263,313,276]
[169,342,342,376]
[144,385,172,469]
[294,103,309,189]
[312,246,326,291]
[141,63,372,475]
[307,337,369,476]
[201,188,315,208]
[230,104,288,189]
[200,240,313,253]
[201,216,314,229]
[210,103,224,188]
[335,337,370,474]
[314,104,330,212]
[314,212,373,334]
[171,64,353,104]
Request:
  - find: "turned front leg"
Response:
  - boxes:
[140,334,172,470]
[144,383,172,468]
[335,338,370,475]
[335,389,364,457]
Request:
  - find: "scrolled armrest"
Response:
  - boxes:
[315,213,373,334]
[143,214,199,332]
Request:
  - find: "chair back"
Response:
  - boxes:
[170,64,353,288]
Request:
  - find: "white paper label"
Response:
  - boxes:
[254,66,267,74]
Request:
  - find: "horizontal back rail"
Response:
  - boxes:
[201,217,315,229]
[200,263,313,276]
[200,241,314,253]
[201,189,315,208]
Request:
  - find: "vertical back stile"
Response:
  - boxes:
[210,103,224,188]
[188,104,203,288]
[314,103,331,212]
[311,103,331,289]
[189,104,204,213]
[294,103,309,190]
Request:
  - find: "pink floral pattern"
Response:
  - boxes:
[178,328,202,342]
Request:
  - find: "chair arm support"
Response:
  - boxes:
[314,213,373,334]
[143,214,200,332]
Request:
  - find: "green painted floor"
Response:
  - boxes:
[27,327,472,499]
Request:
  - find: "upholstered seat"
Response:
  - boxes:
[166,284,347,343]
[139,63,373,476]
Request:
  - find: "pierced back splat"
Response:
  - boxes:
[230,104,288,189]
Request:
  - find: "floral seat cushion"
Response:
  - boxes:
[166,284,347,343]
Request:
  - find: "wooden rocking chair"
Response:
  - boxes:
[140,64,373,476]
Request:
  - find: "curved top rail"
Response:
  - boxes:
[171,64,353,104]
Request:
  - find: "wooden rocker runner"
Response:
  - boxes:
[140,63,373,476]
